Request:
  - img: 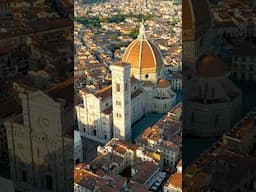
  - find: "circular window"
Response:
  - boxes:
[145,74,149,78]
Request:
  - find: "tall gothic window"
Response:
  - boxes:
[116,83,120,92]
[118,101,121,106]
[125,82,128,91]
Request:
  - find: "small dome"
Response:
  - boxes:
[157,78,171,88]
[196,54,229,77]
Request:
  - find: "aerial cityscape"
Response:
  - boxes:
[74,0,182,191]
[183,0,256,191]
[0,0,255,191]
[0,0,74,191]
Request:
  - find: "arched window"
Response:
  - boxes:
[116,83,120,92]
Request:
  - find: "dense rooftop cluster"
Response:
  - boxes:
[183,111,256,192]
[74,0,181,94]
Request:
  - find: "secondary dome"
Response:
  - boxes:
[157,78,171,88]
[196,54,229,77]
[122,22,163,73]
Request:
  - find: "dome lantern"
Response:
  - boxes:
[138,19,146,39]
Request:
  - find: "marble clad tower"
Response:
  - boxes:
[110,62,132,141]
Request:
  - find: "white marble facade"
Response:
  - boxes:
[76,23,176,142]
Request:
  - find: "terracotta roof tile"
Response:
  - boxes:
[122,38,162,71]
[166,172,182,190]
[95,85,112,100]
[157,78,171,88]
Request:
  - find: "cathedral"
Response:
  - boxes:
[76,22,176,142]
[5,79,74,192]
[183,54,241,137]
[182,0,242,137]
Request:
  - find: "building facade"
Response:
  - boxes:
[171,72,182,91]
[74,130,83,165]
[76,86,113,143]
[4,79,73,192]
[0,96,20,162]
[232,41,256,81]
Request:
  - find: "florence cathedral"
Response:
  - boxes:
[76,22,176,142]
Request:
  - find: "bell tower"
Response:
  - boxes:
[110,62,132,141]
